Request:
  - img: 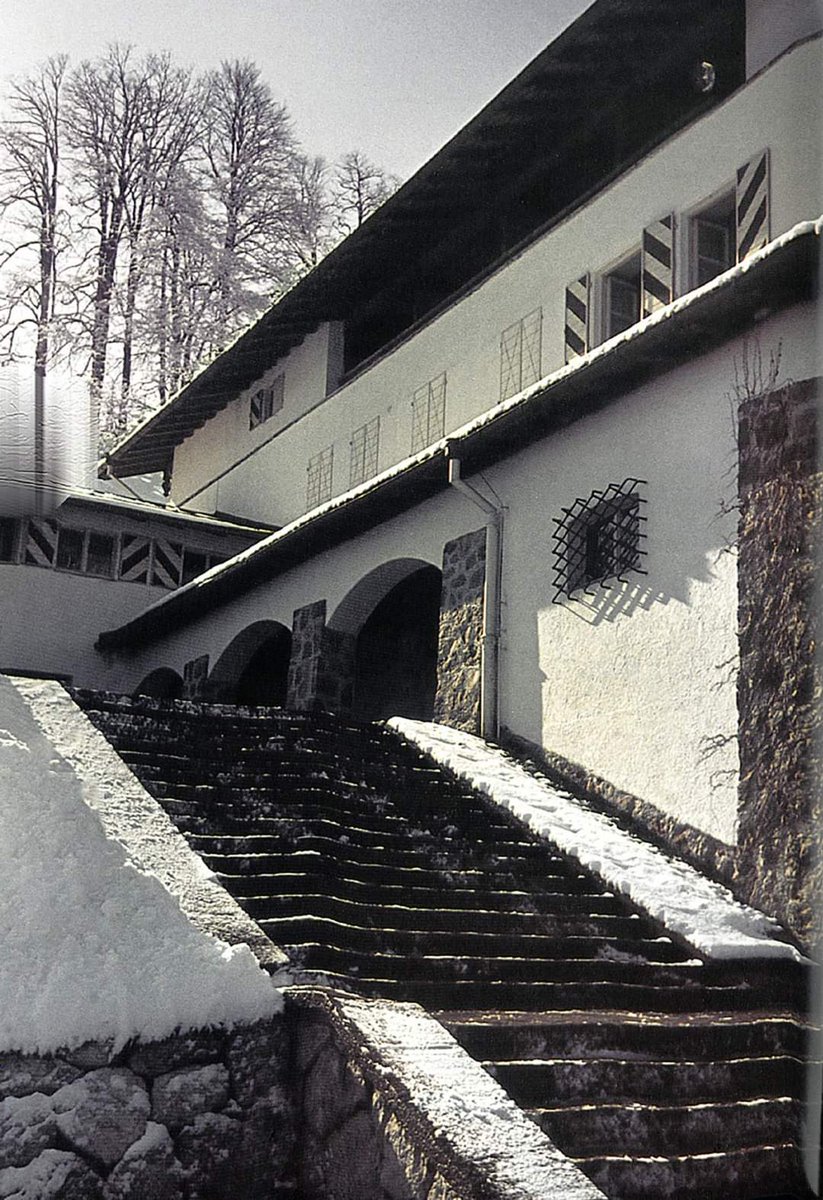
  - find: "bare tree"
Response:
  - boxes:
[333,149,400,235]
[284,153,337,273]
[0,56,71,496]
[201,59,297,330]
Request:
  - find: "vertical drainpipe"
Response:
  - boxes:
[447,451,503,741]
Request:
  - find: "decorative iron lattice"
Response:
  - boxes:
[350,416,380,487]
[500,308,542,401]
[552,478,647,602]
[411,373,446,453]
[306,445,334,510]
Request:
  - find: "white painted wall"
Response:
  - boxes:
[0,505,258,685]
[102,302,818,849]
[166,40,822,532]
[747,0,823,76]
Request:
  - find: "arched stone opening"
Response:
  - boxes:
[210,620,292,706]
[344,563,442,722]
[134,668,184,700]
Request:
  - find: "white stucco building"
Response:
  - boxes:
[1,0,820,952]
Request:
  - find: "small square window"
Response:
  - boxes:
[56,528,85,572]
[553,480,647,601]
[249,374,285,429]
[604,253,641,339]
[86,532,115,577]
[0,518,17,562]
[691,192,735,287]
[181,548,208,585]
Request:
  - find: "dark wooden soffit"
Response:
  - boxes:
[96,225,818,653]
[103,0,745,478]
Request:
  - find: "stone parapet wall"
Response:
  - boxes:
[287,987,603,1200]
[0,1019,294,1199]
[434,529,486,734]
[737,375,821,953]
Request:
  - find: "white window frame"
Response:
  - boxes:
[683,184,736,295]
[596,248,642,345]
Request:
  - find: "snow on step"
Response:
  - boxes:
[390,719,801,961]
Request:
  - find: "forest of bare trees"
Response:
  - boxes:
[0,48,400,450]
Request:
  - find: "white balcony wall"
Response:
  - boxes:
[169,39,821,532]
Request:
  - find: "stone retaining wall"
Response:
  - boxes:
[433,529,486,734]
[0,1019,294,1199]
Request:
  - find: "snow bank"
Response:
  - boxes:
[0,676,281,1055]
[389,719,803,961]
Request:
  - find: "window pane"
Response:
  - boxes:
[0,519,16,562]
[86,532,115,577]
[56,528,85,571]
[181,549,208,584]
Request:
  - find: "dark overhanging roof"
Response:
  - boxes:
[103,0,746,478]
[96,222,819,653]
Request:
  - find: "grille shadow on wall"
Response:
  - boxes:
[552,479,651,624]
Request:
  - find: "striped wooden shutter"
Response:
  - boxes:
[24,519,57,567]
[119,535,151,584]
[151,539,183,589]
[736,150,770,261]
[642,215,675,317]
[564,274,589,363]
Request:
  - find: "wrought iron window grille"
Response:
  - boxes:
[552,479,647,602]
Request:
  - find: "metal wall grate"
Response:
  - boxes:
[552,478,647,602]
[349,417,380,487]
[500,309,542,401]
[307,445,334,509]
[411,374,447,453]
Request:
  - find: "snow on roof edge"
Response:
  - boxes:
[389,719,805,962]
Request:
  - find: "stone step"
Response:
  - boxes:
[528,1095,801,1157]
[281,944,704,986]
[577,1142,808,1200]
[207,871,648,920]
[186,817,545,851]
[256,895,652,937]
[485,1054,805,1106]
[223,916,688,961]
[299,973,766,1014]
[441,1012,810,1061]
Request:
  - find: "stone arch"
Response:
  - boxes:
[330,559,442,722]
[210,619,292,706]
[134,667,184,700]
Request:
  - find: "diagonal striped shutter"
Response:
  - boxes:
[24,519,57,566]
[564,274,589,363]
[151,539,183,589]
[736,150,770,261]
[119,535,151,584]
[642,214,675,317]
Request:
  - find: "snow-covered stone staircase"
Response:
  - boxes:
[72,691,813,1200]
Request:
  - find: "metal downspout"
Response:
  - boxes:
[447,453,502,741]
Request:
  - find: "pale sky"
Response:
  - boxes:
[1,0,594,179]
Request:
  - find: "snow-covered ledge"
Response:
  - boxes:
[389,720,803,962]
[290,988,606,1200]
[0,675,286,1054]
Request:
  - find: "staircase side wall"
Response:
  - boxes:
[737,375,822,952]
